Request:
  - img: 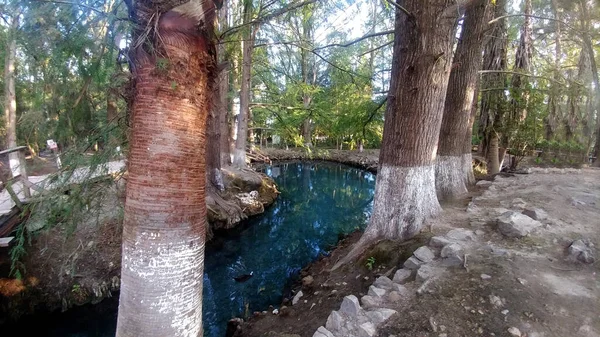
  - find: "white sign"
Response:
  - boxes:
[47,139,58,150]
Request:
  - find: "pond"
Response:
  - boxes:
[1,162,376,337]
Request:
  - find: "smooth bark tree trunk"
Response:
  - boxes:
[4,16,19,177]
[488,133,500,174]
[218,64,231,166]
[218,1,231,166]
[116,2,216,336]
[336,0,458,269]
[436,0,489,200]
[233,3,255,167]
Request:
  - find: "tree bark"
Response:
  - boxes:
[206,86,224,190]
[116,1,216,336]
[436,0,489,200]
[4,16,19,177]
[579,0,600,166]
[357,0,457,243]
[218,1,231,166]
[488,132,500,174]
[233,3,255,167]
[478,0,508,170]
[546,0,561,141]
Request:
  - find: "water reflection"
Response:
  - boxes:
[203,162,376,336]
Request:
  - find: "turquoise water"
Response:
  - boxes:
[1,162,376,336]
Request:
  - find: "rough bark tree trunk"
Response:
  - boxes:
[333,0,458,270]
[4,16,19,177]
[206,87,224,190]
[546,0,561,141]
[116,1,216,335]
[488,133,500,174]
[478,0,508,173]
[579,0,600,166]
[436,0,489,199]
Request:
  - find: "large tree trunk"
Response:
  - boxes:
[4,16,19,177]
[579,1,600,166]
[116,2,216,336]
[436,0,489,200]
[334,0,458,270]
[478,0,508,171]
[206,88,224,190]
[233,3,255,167]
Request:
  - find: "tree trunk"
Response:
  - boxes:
[488,133,500,174]
[218,1,231,166]
[206,87,224,190]
[546,0,561,141]
[478,0,508,163]
[579,1,600,166]
[4,16,19,177]
[352,0,457,248]
[436,0,489,200]
[233,3,255,167]
[116,2,216,336]
[508,0,532,129]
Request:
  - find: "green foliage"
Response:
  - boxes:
[365,256,376,270]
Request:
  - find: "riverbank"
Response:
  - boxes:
[233,167,600,337]
[0,165,278,323]
[261,148,380,173]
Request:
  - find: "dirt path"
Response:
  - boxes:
[239,168,599,337]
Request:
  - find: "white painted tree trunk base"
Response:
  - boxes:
[118,233,205,337]
[366,164,441,240]
[463,153,475,186]
[232,149,246,167]
[435,154,471,200]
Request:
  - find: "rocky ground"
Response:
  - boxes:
[235,167,599,337]
[0,165,278,323]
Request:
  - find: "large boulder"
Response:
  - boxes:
[496,211,542,238]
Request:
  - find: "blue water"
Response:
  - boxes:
[1,162,376,336]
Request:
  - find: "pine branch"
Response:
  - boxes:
[313,30,394,52]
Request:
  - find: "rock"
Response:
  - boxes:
[373,276,394,290]
[466,202,480,213]
[511,198,527,209]
[272,308,279,315]
[480,274,492,280]
[413,246,435,262]
[429,236,452,248]
[508,327,522,337]
[501,309,509,315]
[360,295,380,309]
[446,228,476,241]
[489,295,504,308]
[292,290,304,305]
[475,229,485,236]
[302,275,314,287]
[568,239,595,264]
[366,308,397,325]
[416,265,441,283]
[391,283,410,295]
[358,322,376,337]
[440,243,464,267]
[403,256,423,270]
[313,326,335,337]
[339,295,362,317]
[496,211,542,238]
[392,269,412,284]
[325,311,344,332]
[441,243,463,258]
[367,286,387,298]
[388,291,402,302]
[522,208,548,221]
[476,180,492,187]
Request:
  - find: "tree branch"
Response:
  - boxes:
[313,30,394,52]
[489,14,579,32]
[385,0,412,17]
[221,0,318,38]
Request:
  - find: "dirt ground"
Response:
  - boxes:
[237,167,600,337]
